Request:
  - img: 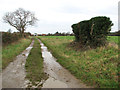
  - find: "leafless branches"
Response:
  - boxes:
[3,8,37,36]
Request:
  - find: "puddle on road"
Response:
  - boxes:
[43,77,67,88]
[2,40,34,88]
[39,39,91,88]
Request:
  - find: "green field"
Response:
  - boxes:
[39,36,118,44]
[38,36,119,88]
[25,38,47,87]
[2,38,31,69]
[107,36,119,44]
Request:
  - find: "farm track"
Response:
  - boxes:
[1,40,34,88]
[1,38,93,88]
[38,39,92,88]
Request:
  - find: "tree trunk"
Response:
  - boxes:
[21,28,25,37]
[18,28,25,37]
[19,30,24,37]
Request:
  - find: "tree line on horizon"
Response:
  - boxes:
[33,32,74,36]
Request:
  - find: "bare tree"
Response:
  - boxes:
[3,8,37,36]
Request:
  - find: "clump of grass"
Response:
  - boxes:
[25,38,47,86]
[39,36,119,88]
[2,38,31,69]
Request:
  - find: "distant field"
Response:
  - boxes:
[40,36,118,44]
[38,36,119,88]
[107,36,119,44]
[2,38,31,69]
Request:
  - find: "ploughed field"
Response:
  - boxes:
[38,36,119,88]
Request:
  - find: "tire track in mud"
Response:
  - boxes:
[1,40,34,88]
[38,39,93,88]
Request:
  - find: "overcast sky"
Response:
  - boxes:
[0,0,119,34]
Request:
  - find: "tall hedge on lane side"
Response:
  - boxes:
[72,24,79,41]
[71,16,113,47]
[89,16,113,47]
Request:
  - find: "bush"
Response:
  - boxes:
[2,32,30,45]
[71,16,113,47]
[2,32,20,45]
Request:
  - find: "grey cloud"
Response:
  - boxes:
[60,6,88,14]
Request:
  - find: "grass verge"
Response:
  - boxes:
[38,36,119,88]
[25,38,47,86]
[2,37,31,69]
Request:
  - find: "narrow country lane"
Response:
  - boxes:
[2,40,34,88]
[38,39,92,88]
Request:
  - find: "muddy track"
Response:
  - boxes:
[38,39,93,88]
[1,40,34,88]
[1,39,93,88]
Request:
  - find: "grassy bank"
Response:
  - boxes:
[38,36,119,88]
[2,38,31,69]
[25,38,47,86]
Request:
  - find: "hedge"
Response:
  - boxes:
[2,32,30,45]
[71,16,113,47]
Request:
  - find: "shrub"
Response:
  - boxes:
[71,16,113,47]
[2,32,20,45]
[72,24,80,41]
[2,32,30,45]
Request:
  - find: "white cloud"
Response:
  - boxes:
[0,0,119,34]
